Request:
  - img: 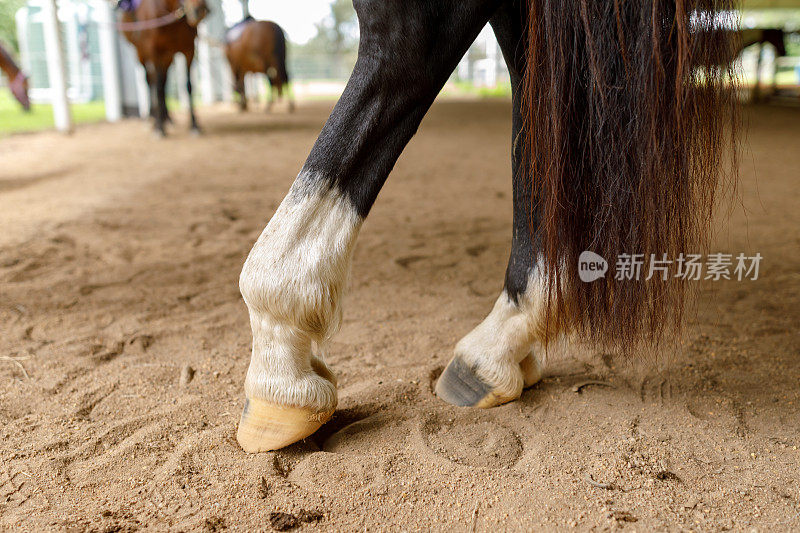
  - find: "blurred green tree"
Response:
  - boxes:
[293,0,358,79]
[0,0,25,53]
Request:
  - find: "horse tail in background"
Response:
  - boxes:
[270,22,290,86]
[522,1,738,352]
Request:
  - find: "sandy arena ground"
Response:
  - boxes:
[0,100,798,532]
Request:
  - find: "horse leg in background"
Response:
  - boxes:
[267,78,287,113]
[236,0,501,453]
[770,60,778,98]
[184,51,201,133]
[152,63,169,137]
[234,71,247,112]
[752,43,763,103]
[156,60,174,126]
[143,60,169,127]
[266,77,275,112]
[274,81,286,110]
[287,84,295,113]
[436,1,553,408]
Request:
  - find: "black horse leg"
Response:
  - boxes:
[436,0,552,408]
[236,0,502,453]
[185,54,200,133]
[153,66,168,136]
[752,43,763,103]
[235,72,247,112]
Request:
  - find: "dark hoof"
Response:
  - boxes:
[435,357,495,407]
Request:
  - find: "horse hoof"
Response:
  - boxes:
[435,357,517,408]
[237,397,334,453]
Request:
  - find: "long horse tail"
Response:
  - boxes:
[270,22,290,85]
[522,0,738,353]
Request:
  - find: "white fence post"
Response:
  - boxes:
[42,0,73,132]
[220,60,232,103]
[198,0,229,104]
[198,22,215,105]
[117,37,143,116]
[135,64,149,118]
[95,0,122,122]
[15,7,31,76]
[173,52,190,109]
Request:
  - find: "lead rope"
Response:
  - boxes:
[115,5,185,32]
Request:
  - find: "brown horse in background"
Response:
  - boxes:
[0,42,30,111]
[120,0,208,136]
[225,18,293,112]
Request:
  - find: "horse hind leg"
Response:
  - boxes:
[184,53,201,134]
[273,81,289,112]
[436,4,555,408]
[266,66,278,112]
[152,64,168,137]
[234,71,247,112]
[144,61,168,129]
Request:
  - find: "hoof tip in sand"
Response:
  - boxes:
[237,398,334,453]
[435,357,515,409]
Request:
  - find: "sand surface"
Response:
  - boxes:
[0,100,798,531]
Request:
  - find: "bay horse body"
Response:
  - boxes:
[225,18,293,112]
[235,0,737,452]
[119,0,208,136]
[0,42,30,111]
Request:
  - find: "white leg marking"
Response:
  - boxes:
[454,269,551,401]
[239,173,361,412]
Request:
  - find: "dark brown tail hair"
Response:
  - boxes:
[523,1,738,351]
[270,22,290,85]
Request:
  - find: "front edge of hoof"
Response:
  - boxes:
[435,357,516,409]
[237,397,334,453]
